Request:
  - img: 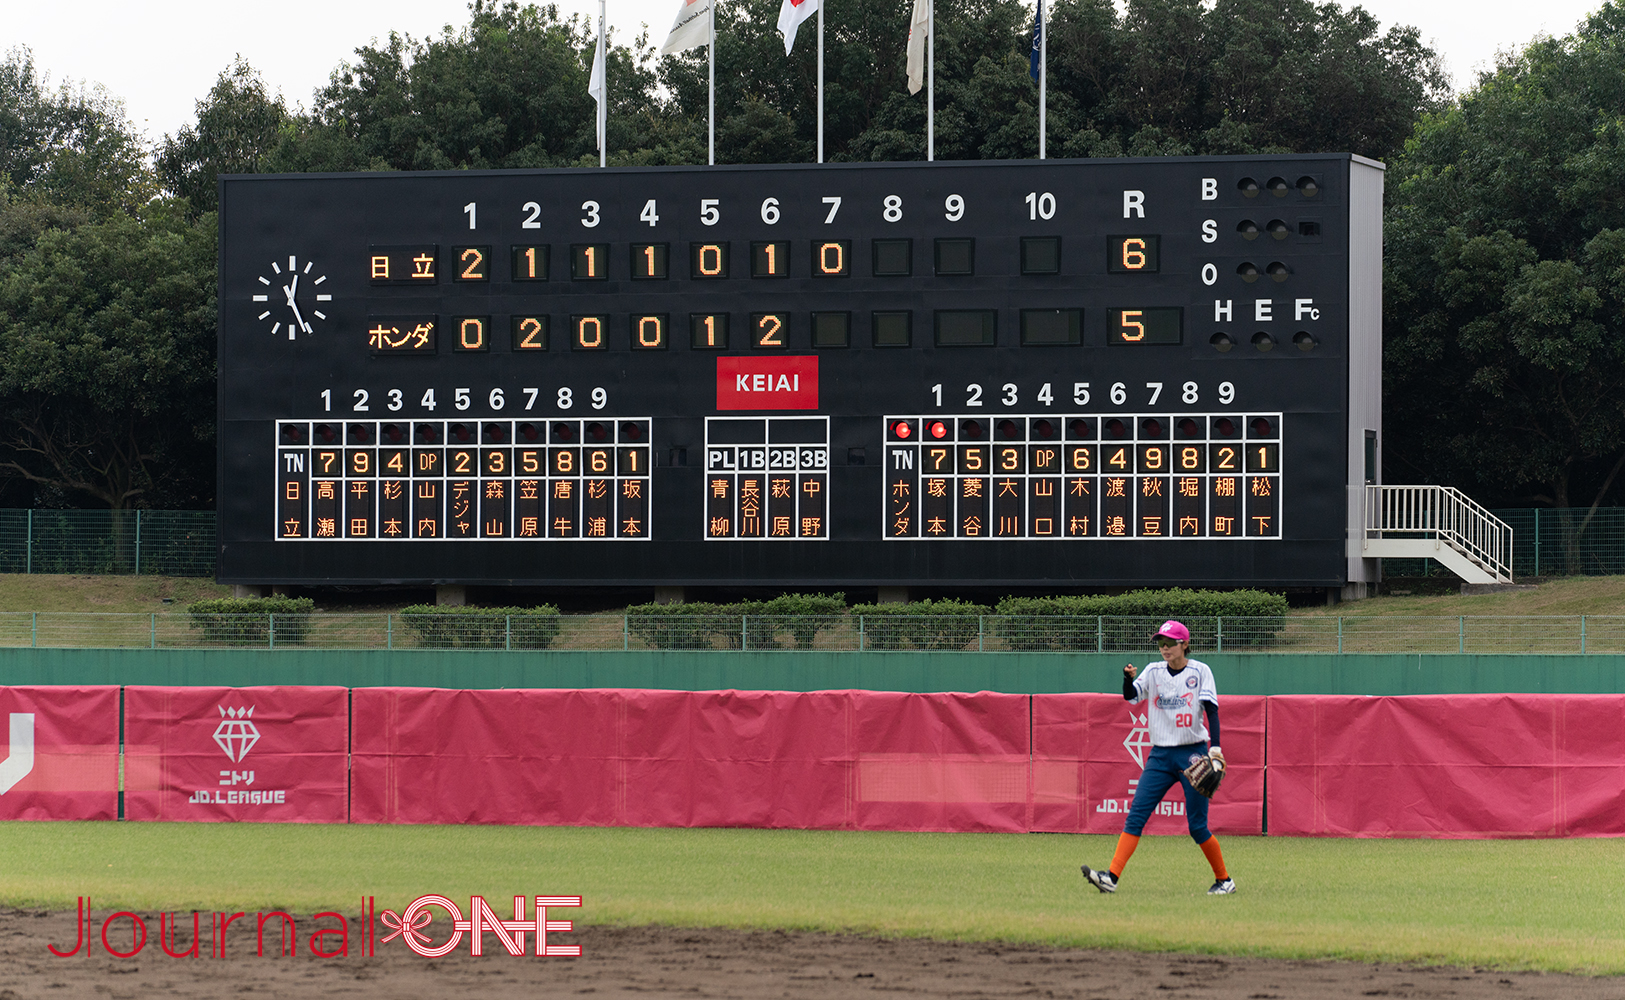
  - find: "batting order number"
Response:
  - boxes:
[928,380,1237,408]
[319,386,608,413]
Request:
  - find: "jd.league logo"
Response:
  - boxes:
[213,705,260,762]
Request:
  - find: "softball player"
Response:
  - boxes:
[1081,619,1235,895]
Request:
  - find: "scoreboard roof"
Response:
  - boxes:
[218,155,1383,588]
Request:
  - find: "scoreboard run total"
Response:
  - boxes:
[218,155,1383,589]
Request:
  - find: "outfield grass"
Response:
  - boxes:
[0,822,1618,974]
[1294,574,1625,618]
[0,574,230,612]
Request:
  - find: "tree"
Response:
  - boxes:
[658,0,1446,165]
[156,57,291,217]
[0,206,217,509]
[0,47,155,217]
[1385,2,1625,552]
[1046,0,1448,161]
[268,0,678,173]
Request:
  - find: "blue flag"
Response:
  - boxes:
[1029,3,1042,82]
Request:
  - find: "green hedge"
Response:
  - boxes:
[397,605,562,649]
[993,589,1288,651]
[625,594,846,650]
[186,597,316,645]
[846,598,991,651]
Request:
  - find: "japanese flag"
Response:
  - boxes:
[661,0,714,54]
[906,0,930,94]
[778,0,819,55]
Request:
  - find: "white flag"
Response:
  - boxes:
[906,0,930,95]
[589,31,606,150]
[662,0,713,54]
[778,0,819,54]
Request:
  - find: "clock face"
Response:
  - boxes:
[252,254,331,340]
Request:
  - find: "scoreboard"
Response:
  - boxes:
[217,155,1383,590]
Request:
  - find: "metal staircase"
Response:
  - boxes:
[1359,485,1514,585]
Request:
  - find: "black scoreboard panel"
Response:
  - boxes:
[219,155,1381,587]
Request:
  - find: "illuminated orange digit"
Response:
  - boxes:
[1119,310,1146,342]
[1121,238,1147,270]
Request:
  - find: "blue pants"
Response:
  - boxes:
[1124,743,1212,843]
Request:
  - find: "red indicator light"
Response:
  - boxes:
[893,421,913,439]
[1215,418,1236,437]
[1142,419,1163,436]
[1178,418,1201,437]
[1105,418,1127,439]
[928,421,948,439]
[1251,417,1274,436]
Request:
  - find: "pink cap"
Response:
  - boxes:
[1154,620,1190,642]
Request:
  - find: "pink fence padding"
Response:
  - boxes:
[1029,693,1264,835]
[851,692,1031,833]
[0,686,119,820]
[351,688,1031,832]
[351,688,622,826]
[123,686,349,823]
[1266,694,1625,838]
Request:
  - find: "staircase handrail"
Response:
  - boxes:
[1364,485,1513,583]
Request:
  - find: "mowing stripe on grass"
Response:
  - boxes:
[0,823,1618,974]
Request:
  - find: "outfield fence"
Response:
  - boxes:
[2,505,1625,580]
[6,612,1625,653]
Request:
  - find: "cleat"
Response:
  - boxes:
[1208,877,1236,895]
[1081,865,1118,894]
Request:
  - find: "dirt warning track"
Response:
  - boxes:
[1,910,1619,999]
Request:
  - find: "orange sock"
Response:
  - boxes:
[1108,833,1140,877]
[1199,836,1229,879]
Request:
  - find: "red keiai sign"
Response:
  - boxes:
[716,356,819,410]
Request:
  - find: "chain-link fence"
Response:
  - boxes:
[0,505,1621,581]
[0,510,215,576]
[4,612,1625,653]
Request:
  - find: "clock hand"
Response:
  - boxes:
[289,299,310,333]
[287,273,299,300]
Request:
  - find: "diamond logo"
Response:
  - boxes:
[213,705,260,762]
[1122,711,1152,767]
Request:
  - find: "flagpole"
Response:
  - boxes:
[927,0,933,162]
[708,0,716,165]
[598,0,607,167]
[817,0,824,163]
[1038,0,1046,160]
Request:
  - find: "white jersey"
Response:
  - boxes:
[1129,658,1218,747]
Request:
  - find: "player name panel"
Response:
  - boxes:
[275,419,653,541]
[704,416,830,540]
[883,413,1282,540]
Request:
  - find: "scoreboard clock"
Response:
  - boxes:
[217,155,1382,591]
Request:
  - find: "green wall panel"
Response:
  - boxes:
[0,648,1622,695]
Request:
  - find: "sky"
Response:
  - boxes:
[0,0,1608,145]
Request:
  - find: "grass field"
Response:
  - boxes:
[2,571,1625,619]
[1298,574,1625,618]
[1,822,1619,975]
[0,574,230,612]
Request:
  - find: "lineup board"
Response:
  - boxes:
[219,156,1382,588]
